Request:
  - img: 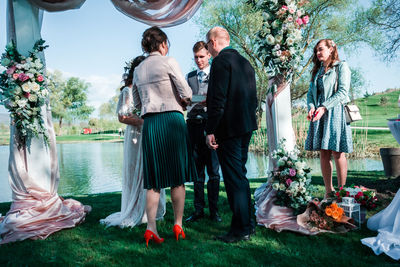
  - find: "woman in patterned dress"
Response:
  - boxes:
[305,39,353,198]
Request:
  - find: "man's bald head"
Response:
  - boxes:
[206,27,230,57]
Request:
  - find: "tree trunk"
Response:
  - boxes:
[58,117,63,136]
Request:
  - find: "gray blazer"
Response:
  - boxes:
[133,52,192,116]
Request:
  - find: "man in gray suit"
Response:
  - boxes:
[185,41,222,223]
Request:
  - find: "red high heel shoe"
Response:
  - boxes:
[173,224,186,241]
[144,230,164,247]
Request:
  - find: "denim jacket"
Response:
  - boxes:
[307,61,351,111]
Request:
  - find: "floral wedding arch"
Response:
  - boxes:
[0,0,202,245]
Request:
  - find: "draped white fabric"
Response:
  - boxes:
[110,0,203,27]
[28,0,86,12]
[361,189,400,260]
[100,87,166,228]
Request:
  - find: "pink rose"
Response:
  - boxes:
[296,18,303,25]
[18,73,29,82]
[302,15,309,24]
[6,65,16,75]
[289,168,296,177]
[287,16,293,22]
[282,5,288,10]
[12,73,19,80]
[289,8,295,14]
[286,179,293,186]
[37,75,44,82]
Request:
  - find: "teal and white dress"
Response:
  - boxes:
[305,67,353,153]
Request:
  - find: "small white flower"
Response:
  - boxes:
[266,34,275,45]
[275,35,283,43]
[274,44,281,50]
[272,183,279,190]
[286,38,295,46]
[279,183,286,190]
[272,20,280,29]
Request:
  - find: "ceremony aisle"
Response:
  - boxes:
[0,171,398,266]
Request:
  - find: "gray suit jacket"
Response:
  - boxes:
[133,52,192,116]
[187,70,199,95]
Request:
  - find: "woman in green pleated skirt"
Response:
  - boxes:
[132,26,197,245]
[142,111,197,189]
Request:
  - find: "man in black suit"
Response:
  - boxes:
[185,41,222,223]
[205,27,258,243]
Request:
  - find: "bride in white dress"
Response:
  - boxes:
[100,56,166,228]
[361,189,400,260]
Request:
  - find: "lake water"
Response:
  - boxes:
[0,142,384,203]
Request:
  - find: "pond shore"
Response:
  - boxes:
[0,171,398,266]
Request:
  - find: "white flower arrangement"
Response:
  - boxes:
[0,39,49,147]
[270,139,315,215]
[251,0,309,85]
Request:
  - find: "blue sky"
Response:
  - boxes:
[1,0,399,115]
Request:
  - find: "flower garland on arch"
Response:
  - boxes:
[249,0,309,91]
[0,39,50,147]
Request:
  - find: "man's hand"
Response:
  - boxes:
[206,134,218,150]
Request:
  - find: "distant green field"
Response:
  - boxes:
[352,89,400,127]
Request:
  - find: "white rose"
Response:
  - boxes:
[279,183,286,190]
[298,169,305,176]
[16,64,23,69]
[31,82,40,92]
[28,94,38,102]
[22,83,30,93]
[275,35,283,43]
[295,161,302,170]
[27,73,34,79]
[17,99,28,108]
[41,89,49,96]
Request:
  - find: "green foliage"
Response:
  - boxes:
[0,173,398,266]
[361,0,400,60]
[47,70,94,131]
[380,96,389,106]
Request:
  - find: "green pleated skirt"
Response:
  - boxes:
[142,111,197,189]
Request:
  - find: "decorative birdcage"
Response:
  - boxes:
[338,197,361,227]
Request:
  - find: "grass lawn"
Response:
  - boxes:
[0,171,399,266]
[55,134,123,143]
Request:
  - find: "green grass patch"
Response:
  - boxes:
[352,89,400,127]
[0,171,398,266]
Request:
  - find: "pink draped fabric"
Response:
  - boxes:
[254,183,316,235]
[110,0,203,27]
[0,107,90,245]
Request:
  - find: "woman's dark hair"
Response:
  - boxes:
[121,55,146,91]
[311,39,340,81]
[141,26,169,54]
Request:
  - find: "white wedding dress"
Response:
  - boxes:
[361,189,400,260]
[100,87,166,228]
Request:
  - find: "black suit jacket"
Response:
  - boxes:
[205,48,258,140]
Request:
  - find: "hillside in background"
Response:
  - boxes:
[353,88,400,127]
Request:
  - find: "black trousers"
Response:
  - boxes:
[217,132,254,236]
[187,119,220,215]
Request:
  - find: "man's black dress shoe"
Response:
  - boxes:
[185,211,204,222]
[210,212,222,222]
[215,232,250,243]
